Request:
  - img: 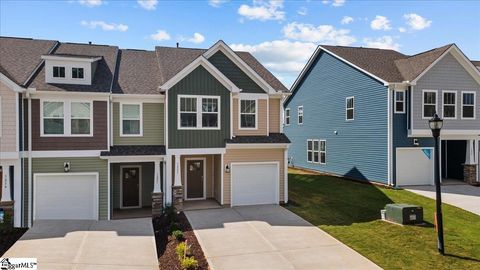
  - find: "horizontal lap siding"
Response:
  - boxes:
[0,81,18,152]
[113,102,164,145]
[223,148,285,205]
[232,98,268,136]
[269,98,281,133]
[284,51,389,183]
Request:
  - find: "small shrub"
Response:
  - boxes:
[170,222,181,233]
[172,230,184,241]
[181,256,199,270]
[176,242,186,259]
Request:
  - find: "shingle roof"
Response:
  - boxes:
[0,37,58,86]
[112,49,163,94]
[29,42,119,92]
[100,145,166,156]
[226,133,290,144]
[472,61,480,71]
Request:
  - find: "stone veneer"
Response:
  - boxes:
[151,192,164,217]
[463,164,478,186]
[172,186,184,212]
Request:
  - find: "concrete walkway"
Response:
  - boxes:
[3,218,158,269]
[406,184,480,216]
[185,205,380,270]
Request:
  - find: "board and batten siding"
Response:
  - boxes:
[0,81,18,152]
[223,148,285,205]
[111,162,154,209]
[23,157,108,224]
[284,51,389,183]
[208,51,264,93]
[168,65,230,149]
[113,102,164,145]
[232,98,268,136]
[412,52,480,130]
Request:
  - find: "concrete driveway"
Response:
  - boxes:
[3,218,158,269]
[185,205,380,270]
[406,184,480,215]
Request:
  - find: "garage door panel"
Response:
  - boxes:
[34,174,98,220]
[231,163,278,206]
[396,148,434,186]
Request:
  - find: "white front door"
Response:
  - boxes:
[396,148,435,186]
[231,163,279,206]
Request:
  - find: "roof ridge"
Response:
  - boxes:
[405,44,454,58]
[155,45,207,51]
[0,36,58,43]
[63,41,116,47]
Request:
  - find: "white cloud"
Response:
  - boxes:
[188,33,205,44]
[370,15,391,30]
[150,30,171,41]
[363,36,400,50]
[398,27,407,33]
[403,13,432,30]
[238,0,285,21]
[230,40,317,87]
[80,20,128,32]
[297,7,307,16]
[341,16,354,25]
[78,0,102,7]
[209,0,229,7]
[137,0,158,10]
[322,0,346,7]
[283,22,356,45]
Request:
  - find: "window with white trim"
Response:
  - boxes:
[461,92,475,119]
[285,108,290,126]
[297,106,303,124]
[442,91,456,119]
[121,104,142,135]
[346,97,354,120]
[178,96,220,129]
[71,102,91,134]
[240,99,256,129]
[394,91,405,113]
[423,90,437,118]
[43,101,65,135]
[319,140,326,164]
[53,66,65,78]
[72,67,84,79]
[307,139,326,164]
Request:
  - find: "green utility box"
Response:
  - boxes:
[385,204,423,225]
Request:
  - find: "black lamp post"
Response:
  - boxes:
[428,113,444,255]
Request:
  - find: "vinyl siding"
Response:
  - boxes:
[113,102,164,145]
[111,162,154,209]
[23,157,108,224]
[208,51,264,93]
[284,51,389,183]
[269,98,281,133]
[412,53,480,130]
[0,81,18,152]
[232,98,268,136]
[223,148,285,205]
[168,65,230,149]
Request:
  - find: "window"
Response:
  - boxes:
[285,108,290,126]
[346,97,354,120]
[307,139,326,164]
[72,67,84,79]
[423,90,437,118]
[462,92,476,119]
[71,102,91,134]
[53,66,65,78]
[394,91,405,113]
[240,100,256,129]
[121,104,142,135]
[297,106,303,124]
[178,96,220,129]
[442,91,456,119]
[43,101,64,134]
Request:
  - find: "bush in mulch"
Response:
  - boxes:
[0,214,27,256]
[153,207,208,270]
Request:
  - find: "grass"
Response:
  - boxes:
[286,168,480,270]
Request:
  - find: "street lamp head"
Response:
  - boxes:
[429,113,443,138]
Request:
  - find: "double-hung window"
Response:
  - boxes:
[319,140,326,164]
[240,100,256,129]
[297,106,303,125]
[179,95,220,129]
[285,108,290,126]
[43,101,65,135]
[423,90,437,118]
[461,91,476,119]
[307,139,326,164]
[395,91,405,113]
[71,102,91,134]
[121,104,142,136]
[53,66,65,78]
[442,91,456,119]
[346,97,354,120]
[72,67,84,79]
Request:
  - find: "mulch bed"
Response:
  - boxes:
[0,228,28,256]
[154,211,209,270]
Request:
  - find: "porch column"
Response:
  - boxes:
[172,155,183,212]
[152,160,164,217]
[174,154,182,186]
[464,140,478,186]
[153,160,162,193]
[1,167,12,202]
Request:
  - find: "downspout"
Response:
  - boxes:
[27,89,33,227]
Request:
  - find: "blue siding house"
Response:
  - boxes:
[285,44,480,186]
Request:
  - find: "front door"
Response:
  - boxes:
[121,166,141,208]
[186,159,204,200]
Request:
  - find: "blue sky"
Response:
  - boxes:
[1,0,479,86]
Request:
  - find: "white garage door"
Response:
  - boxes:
[34,173,99,220]
[396,148,434,186]
[231,163,278,206]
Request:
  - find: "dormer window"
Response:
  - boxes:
[53,66,65,78]
[72,68,84,79]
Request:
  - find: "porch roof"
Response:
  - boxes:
[226,133,291,144]
[100,145,166,156]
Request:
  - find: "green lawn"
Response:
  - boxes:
[286,169,480,270]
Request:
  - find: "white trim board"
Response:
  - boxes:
[0,73,25,93]
[184,157,207,201]
[119,165,142,209]
[167,148,226,155]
